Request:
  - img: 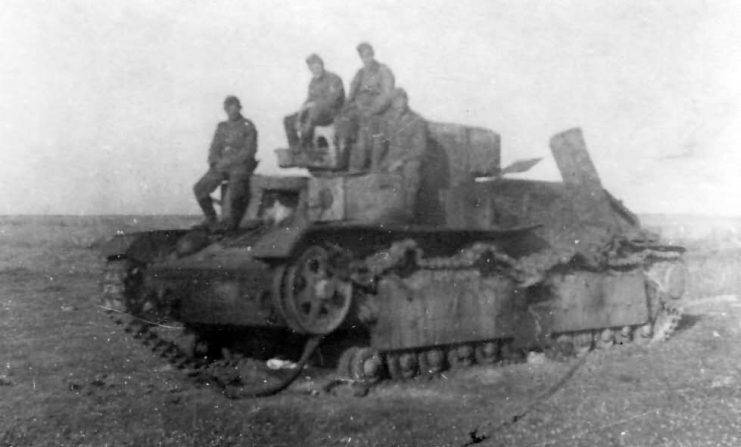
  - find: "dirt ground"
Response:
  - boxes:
[1,215,741,447]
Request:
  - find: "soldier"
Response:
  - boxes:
[338,42,395,172]
[283,54,345,150]
[193,96,258,232]
[378,88,427,213]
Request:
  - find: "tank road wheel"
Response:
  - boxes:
[474,341,500,365]
[398,352,418,379]
[572,332,593,357]
[447,344,474,369]
[385,353,405,380]
[336,346,359,378]
[351,348,383,383]
[386,352,417,380]
[500,340,524,364]
[281,246,353,335]
[615,326,632,345]
[418,349,445,376]
[633,323,652,345]
[595,328,614,350]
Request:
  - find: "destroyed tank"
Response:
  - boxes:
[100,125,686,394]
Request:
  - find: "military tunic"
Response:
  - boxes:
[194,115,258,229]
[378,108,427,213]
[284,71,345,149]
[340,60,396,171]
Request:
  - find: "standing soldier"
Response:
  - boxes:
[339,42,395,172]
[193,96,258,232]
[378,88,427,216]
[283,54,345,150]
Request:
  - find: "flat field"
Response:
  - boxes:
[1,215,740,446]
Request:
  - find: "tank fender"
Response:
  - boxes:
[100,233,141,260]
[250,224,309,260]
[100,230,189,262]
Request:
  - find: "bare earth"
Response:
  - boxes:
[1,215,740,447]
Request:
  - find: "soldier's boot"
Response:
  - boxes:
[194,196,219,231]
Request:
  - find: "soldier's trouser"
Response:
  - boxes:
[283,112,312,149]
[401,160,422,213]
[339,110,386,171]
[193,168,251,229]
[284,108,335,149]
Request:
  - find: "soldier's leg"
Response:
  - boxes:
[283,113,301,149]
[401,160,422,214]
[222,171,251,230]
[350,115,373,171]
[369,115,388,172]
[336,109,359,171]
[193,168,226,224]
[301,109,319,148]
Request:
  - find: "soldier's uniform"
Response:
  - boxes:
[283,69,345,148]
[339,58,395,171]
[193,110,258,230]
[378,91,427,214]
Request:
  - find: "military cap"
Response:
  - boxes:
[305,53,324,66]
[223,95,241,107]
[356,42,374,54]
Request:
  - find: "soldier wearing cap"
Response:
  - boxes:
[193,95,258,231]
[378,88,427,215]
[338,42,395,171]
[283,54,345,150]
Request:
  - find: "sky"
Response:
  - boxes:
[0,0,739,215]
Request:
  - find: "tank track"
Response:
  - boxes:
[100,237,688,394]
[101,259,322,398]
[336,240,689,384]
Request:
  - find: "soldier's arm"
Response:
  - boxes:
[346,70,361,105]
[301,79,316,111]
[369,66,396,114]
[390,117,427,171]
[408,118,428,159]
[314,75,345,115]
[207,124,223,166]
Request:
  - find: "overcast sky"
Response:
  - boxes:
[1,0,739,215]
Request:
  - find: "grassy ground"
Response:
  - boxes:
[0,215,740,446]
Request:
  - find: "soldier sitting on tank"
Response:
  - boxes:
[337,42,395,172]
[377,88,427,214]
[283,54,345,152]
[193,95,258,232]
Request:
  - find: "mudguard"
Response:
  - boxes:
[250,223,310,260]
[100,230,188,262]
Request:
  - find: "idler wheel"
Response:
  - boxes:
[279,246,353,335]
[447,345,474,369]
[418,349,445,375]
[351,348,383,383]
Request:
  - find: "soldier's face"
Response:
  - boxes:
[359,49,375,68]
[308,62,324,79]
[392,95,407,112]
[224,103,241,120]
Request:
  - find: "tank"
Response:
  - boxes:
[99,125,686,393]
